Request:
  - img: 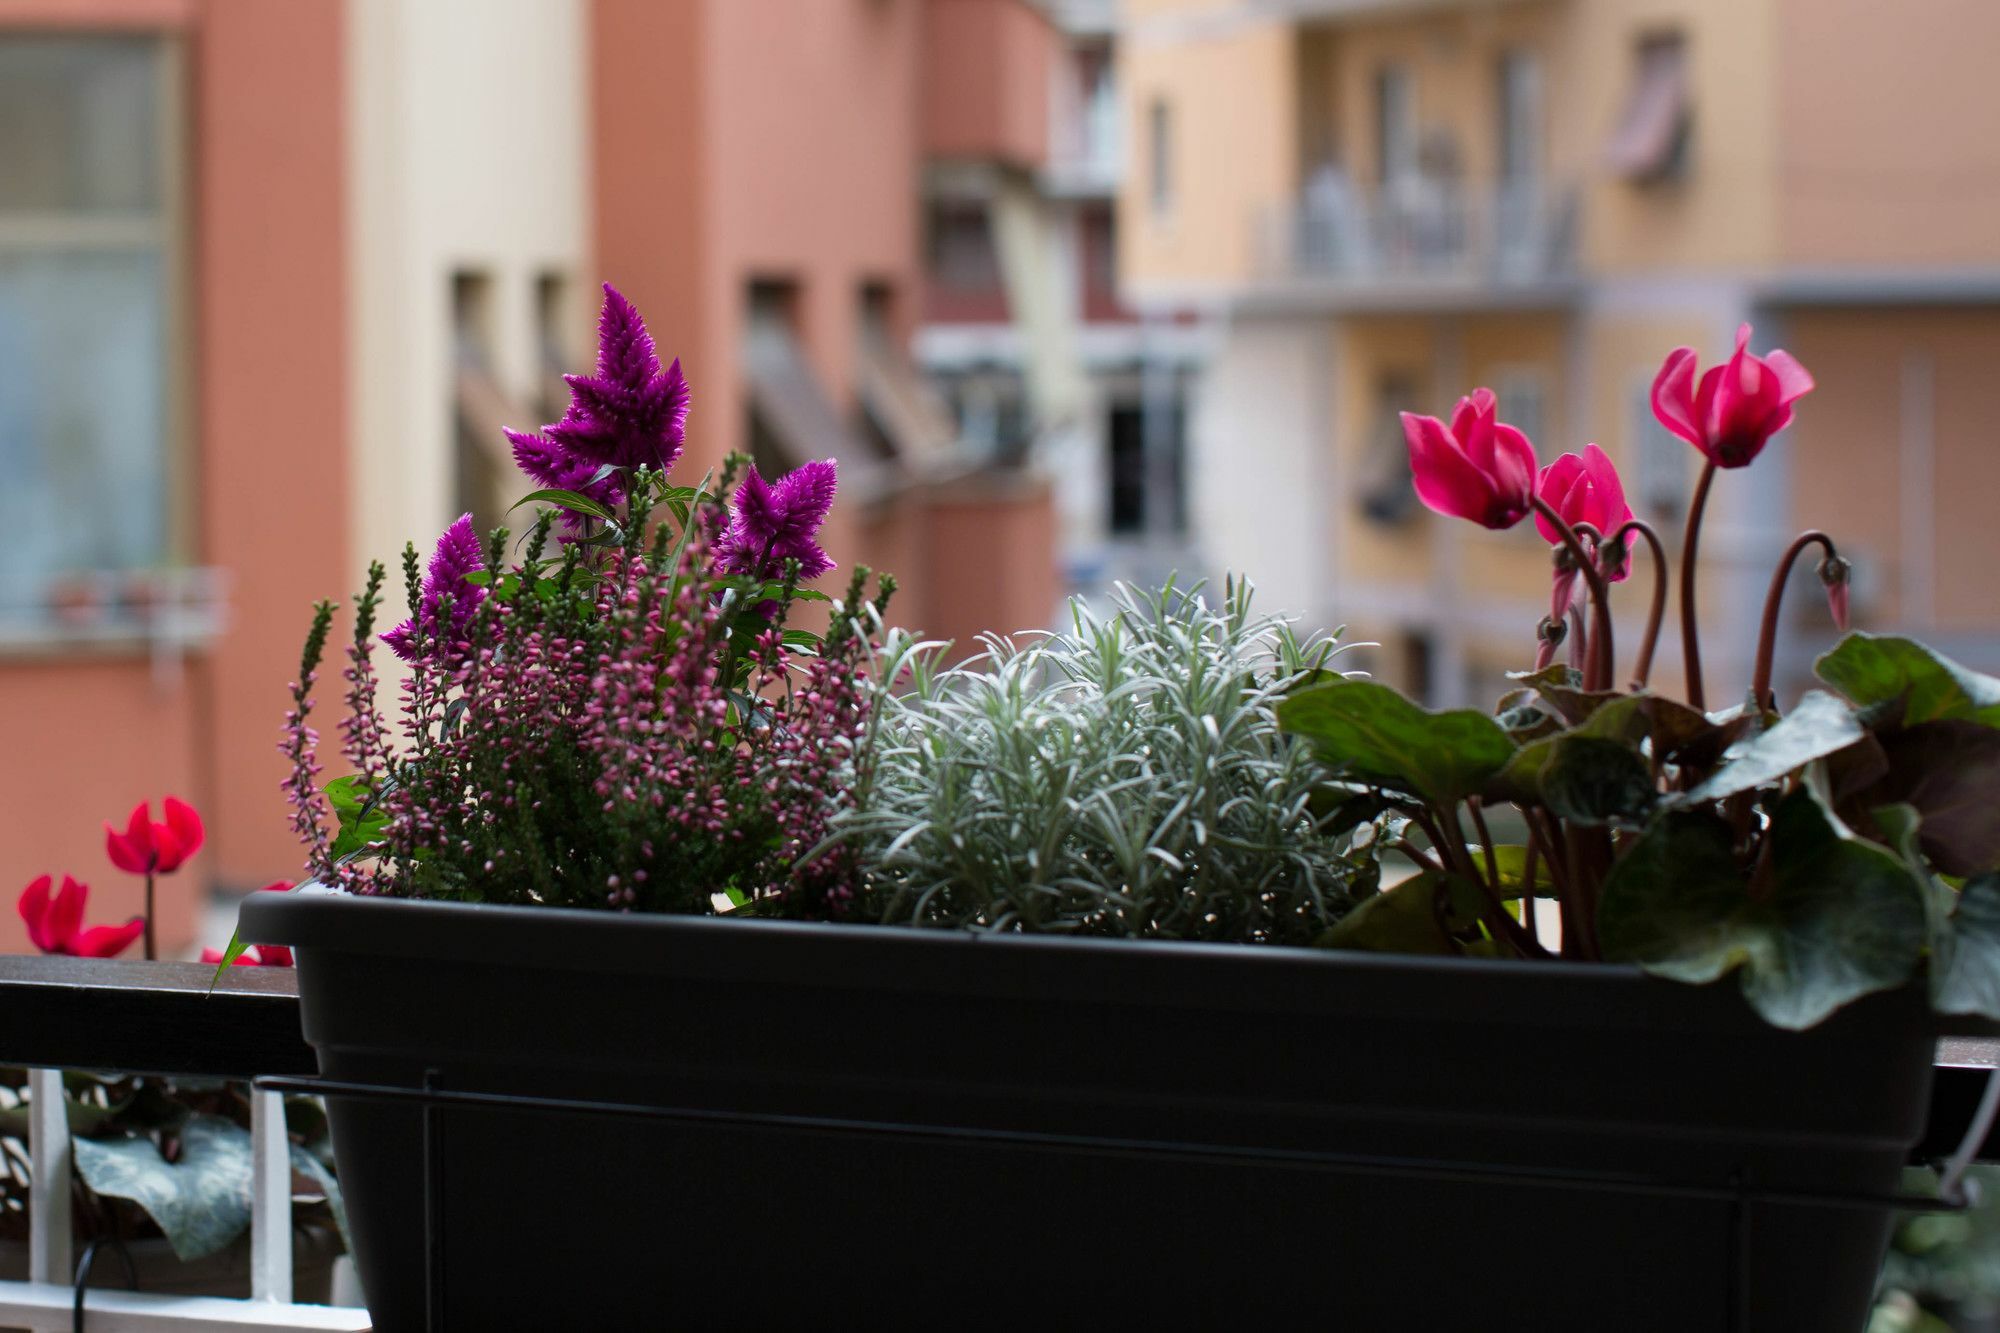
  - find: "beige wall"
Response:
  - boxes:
[922,0,1053,171]
[1776,0,2000,268]
[1120,17,1298,293]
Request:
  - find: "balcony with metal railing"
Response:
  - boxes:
[1252,176,1582,310]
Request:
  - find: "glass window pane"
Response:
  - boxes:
[0,251,168,624]
[0,37,162,213]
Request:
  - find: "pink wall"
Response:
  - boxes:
[920,0,1052,171]
[0,0,347,954]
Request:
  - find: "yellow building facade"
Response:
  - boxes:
[1120,0,2000,705]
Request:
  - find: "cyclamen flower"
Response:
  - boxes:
[105,796,205,875]
[543,284,692,474]
[202,882,294,967]
[1651,323,1814,469]
[383,514,487,662]
[17,874,144,958]
[1537,444,1635,621]
[719,460,839,581]
[1401,389,1538,530]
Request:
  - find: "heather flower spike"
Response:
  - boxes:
[1651,323,1815,469]
[1401,389,1538,530]
[721,460,839,581]
[383,514,487,662]
[544,284,692,474]
[18,874,144,958]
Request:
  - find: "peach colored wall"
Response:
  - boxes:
[921,0,1052,170]
[0,0,346,955]
[915,479,1059,656]
[193,0,348,897]
[1776,0,2000,267]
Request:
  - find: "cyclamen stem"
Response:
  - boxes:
[1531,496,1614,691]
[143,867,155,962]
[1678,460,1718,711]
[1609,519,1670,691]
[1750,530,1839,712]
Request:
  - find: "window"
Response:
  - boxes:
[1360,371,1422,526]
[1605,32,1689,184]
[1497,50,1542,186]
[1375,66,1417,187]
[0,36,178,632]
[1148,97,1174,218]
[1493,368,1548,455]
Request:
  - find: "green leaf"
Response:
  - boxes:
[1487,696,1650,807]
[1278,680,1516,805]
[1539,735,1657,827]
[1851,720,2000,877]
[325,774,390,861]
[289,1140,350,1255]
[73,1115,253,1261]
[1316,870,1486,954]
[1933,873,2000,1019]
[205,929,252,991]
[1686,690,1863,803]
[509,489,616,522]
[1817,632,2000,727]
[1488,845,1555,897]
[1599,792,1927,1029]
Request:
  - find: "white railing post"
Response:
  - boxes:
[27,1068,71,1289]
[250,1088,293,1303]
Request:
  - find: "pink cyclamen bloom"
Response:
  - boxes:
[1651,323,1815,469]
[17,874,145,958]
[1536,444,1635,621]
[1401,388,1538,530]
[105,796,205,875]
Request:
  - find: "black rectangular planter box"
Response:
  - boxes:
[243,888,1947,1332]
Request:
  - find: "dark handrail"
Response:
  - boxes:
[0,956,314,1081]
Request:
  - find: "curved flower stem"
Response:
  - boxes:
[1532,497,1614,691]
[1567,603,1588,675]
[1520,829,1543,948]
[1678,460,1718,711]
[1609,519,1670,691]
[1750,530,1839,712]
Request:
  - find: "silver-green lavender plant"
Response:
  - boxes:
[830,579,1369,943]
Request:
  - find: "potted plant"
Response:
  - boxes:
[244,294,2000,1330]
[5,814,345,1301]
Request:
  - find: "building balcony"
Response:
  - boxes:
[1251,178,1581,311]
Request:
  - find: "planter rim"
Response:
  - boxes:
[242,884,1966,1037]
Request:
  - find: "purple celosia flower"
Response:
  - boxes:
[718,460,838,581]
[382,514,486,662]
[543,284,692,474]
[506,427,626,532]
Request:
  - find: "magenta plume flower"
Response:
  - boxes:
[506,427,626,531]
[382,514,487,662]
[1651,323,1814,469]
[719,460,839,581]
[544,284,692,474]
[1401,388,1538,530]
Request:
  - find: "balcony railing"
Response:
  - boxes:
[0,957,369,1331]
[1258,178,1580,301]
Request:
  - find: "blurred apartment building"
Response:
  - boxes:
[1119,0,2000,707]
[0,0,1074,951]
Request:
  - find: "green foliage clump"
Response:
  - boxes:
[829,580,1369,943]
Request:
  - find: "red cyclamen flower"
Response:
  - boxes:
[719,460,839,581]
[1651,323,1814,469]
[18,875,144,958]
[382,514,487,662]
[543,284,692,474]
[1401,388,1538,529]
[105,796,205,875]
[201,883,295,967]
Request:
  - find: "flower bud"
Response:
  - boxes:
[1818,554,1852,631]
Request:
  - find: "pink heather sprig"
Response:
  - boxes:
[280,601,338,884]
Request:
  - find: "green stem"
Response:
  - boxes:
[1750,531,1838,713]
[1531,497,1615,692]
[1678,460,1718,711]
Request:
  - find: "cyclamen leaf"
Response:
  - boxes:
[1316,870,1485,954]
[1685,690,1862,803]
[1933,873,2000,1020]
[1816,632,2000,727]
[1598,792,1927,1030]
[1278,680,1516,806]
[73,1115,253,1261]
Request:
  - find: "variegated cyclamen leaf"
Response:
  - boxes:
[72,1114,253,1261]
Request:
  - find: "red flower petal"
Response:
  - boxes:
[17,874,54,953]
[161,797,205,870]
[74,919,145,960]
[46,876,88,953]
[1403,411,1495,525]
[105,802,155,875]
